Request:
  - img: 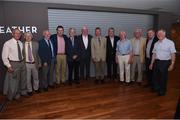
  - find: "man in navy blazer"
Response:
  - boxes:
[106,27,119,80]
[145,29,158,88]
[66,28,81,85]
[38,30,55,91]
[78,26,92,80]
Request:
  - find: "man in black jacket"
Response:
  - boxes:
[106,27,119,80]
[145,29,158,88]
[78,26,92,80]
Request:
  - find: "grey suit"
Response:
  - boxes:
[23,41,41,92]
[91,36,107,80]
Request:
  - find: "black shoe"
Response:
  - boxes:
[44,88,48,92]
[101,79,105,84]
[94,79,99,84]
[49,85,55,89]
[69,82,72,86]
[157,92,166,96]
[76,81,80,84]
[27,92,33,96]
[34,89,41,93]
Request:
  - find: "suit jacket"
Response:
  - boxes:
[106,35,119,62]
[78,34,92,60]
[38,38,54,65]
[131,37,146,63]
[66,36,81,62]
[23,41,41,68]
[145,36,158,60]
[50,34,68,56]
[91,36,107,62]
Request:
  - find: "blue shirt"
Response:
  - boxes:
[153,38,176,60]
[116,39,132,55]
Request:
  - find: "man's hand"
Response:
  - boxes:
[43,62,48,67]
[149,63,153,70]
[73,55,78,60]
[168,64,174,71]
[7,67,14,73]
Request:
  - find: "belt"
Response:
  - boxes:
[9,60,24,62]
[134,55,140,56]
[57,53,65,55]
[121,54,129,56]
[156,59,170,62]
[26,62,35,64]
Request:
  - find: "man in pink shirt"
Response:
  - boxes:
[51,26,68,86]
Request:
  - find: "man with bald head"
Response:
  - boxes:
[131,28,146,85]
[149,29,176,96]
[2,28,27,100]
[39,30,55,91]
[116,31,132,84]
[78,26,92,80]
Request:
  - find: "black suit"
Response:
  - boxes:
[106,35,119,79]
[145,36,158,87]
[66,36,81,84]
[78,34,92,79]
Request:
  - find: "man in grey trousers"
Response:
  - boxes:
[2,28,27,101]
[23,32,41,96]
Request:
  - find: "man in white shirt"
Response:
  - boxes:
[149,29,176,96]
[2,28,27,100]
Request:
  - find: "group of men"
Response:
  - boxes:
[2,26,176,101]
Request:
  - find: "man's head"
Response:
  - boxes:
[134,28,142,39]
[24,32,33,42]
[56,26,64,37]
[12,28,21,40]
[119,31,126,40]
[157,29,166,40]
[95,27,101,37]
[147,28,155,40]
[81,26,88,36]
[43,30,51,40]
[108,27,115,37]
[69,28,76,37]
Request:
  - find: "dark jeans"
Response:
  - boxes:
[152,59,171,94]
[107,60,117,79]
[68,60,80,83]
[145,58,153,86]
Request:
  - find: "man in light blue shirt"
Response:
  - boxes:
[116,31,132,84]
[149,29,176,96]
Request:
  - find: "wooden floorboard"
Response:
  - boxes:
[0,57,179,119]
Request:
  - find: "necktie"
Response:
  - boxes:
[48,40,53,58]
[98,37,101,46]
[71,37,74,47]
[17,41,22,61]
[28,42,33,62]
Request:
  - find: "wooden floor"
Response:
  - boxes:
[0,57,180,119]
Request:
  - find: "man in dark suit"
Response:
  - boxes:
[145,29,158,88]
[51,26,68,85]
[38,30,55,91]
[78,26,92,80]
[66,28,81,85]
[106,27,119,80]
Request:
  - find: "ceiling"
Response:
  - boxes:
[3,0,180,15]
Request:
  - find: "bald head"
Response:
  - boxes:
[119,31,126,40]
[134,28,142,39]
[43,30,51,40]
[81,26,88,36]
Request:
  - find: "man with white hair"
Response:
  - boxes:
[78,26,92,80]
[38,30,55,91]
[23,32,41,95]
[116,31,132,84]
[131,28,146,85]
[149,29,176,96]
